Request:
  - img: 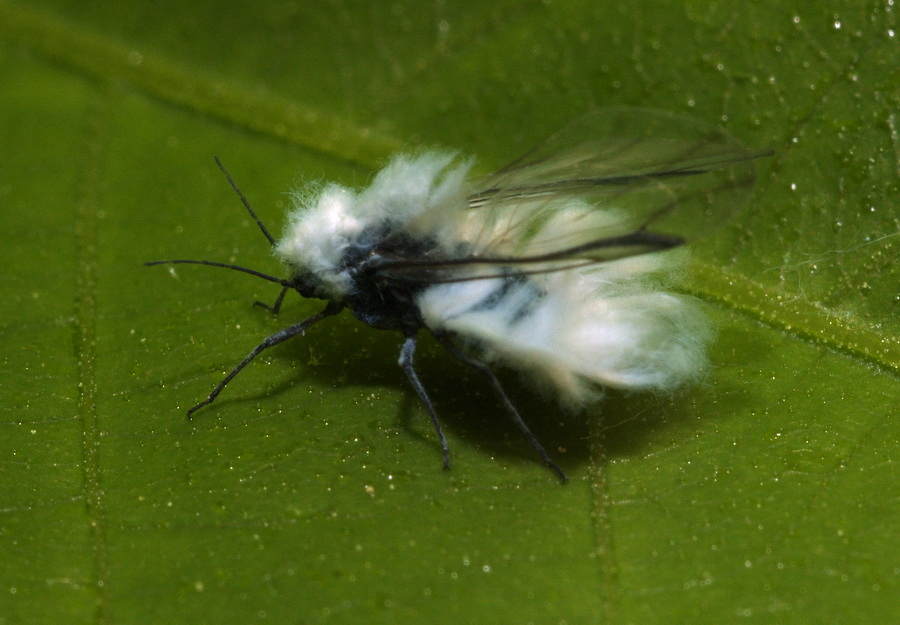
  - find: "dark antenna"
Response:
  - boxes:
[144,259,289,287]
[214,156,276,246]
[145,158,289,290]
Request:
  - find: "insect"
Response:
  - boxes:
[148,108,770,481]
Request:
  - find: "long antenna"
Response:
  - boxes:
[214,156,276,246]
[144,259,289,286]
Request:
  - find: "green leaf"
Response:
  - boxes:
[1,1,896,624]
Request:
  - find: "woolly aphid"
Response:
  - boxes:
[148,109,768,482]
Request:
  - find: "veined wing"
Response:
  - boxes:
[374,108,771,281]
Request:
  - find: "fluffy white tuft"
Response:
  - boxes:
[276,152,472,298]
[417,252,711,407]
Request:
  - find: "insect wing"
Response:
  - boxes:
[473,108,764,247]
[379,108,769,281]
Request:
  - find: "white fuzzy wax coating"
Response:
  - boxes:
[275,151,711,403]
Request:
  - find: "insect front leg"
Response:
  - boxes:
[398,332,451,470]
[187,301,343,417]
[253,286,289,314]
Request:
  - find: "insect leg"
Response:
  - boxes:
[253,286,289,314]
[187,301,343,417]
[398,333,451,470]
[436,334,567,482]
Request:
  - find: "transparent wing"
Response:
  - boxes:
[375,108,771,282]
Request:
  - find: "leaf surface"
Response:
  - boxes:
[0,1,896,623]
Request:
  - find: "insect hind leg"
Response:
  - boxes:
[435,333,567,482]
[399,334,451,469]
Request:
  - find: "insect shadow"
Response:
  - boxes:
[191,305,594,475]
